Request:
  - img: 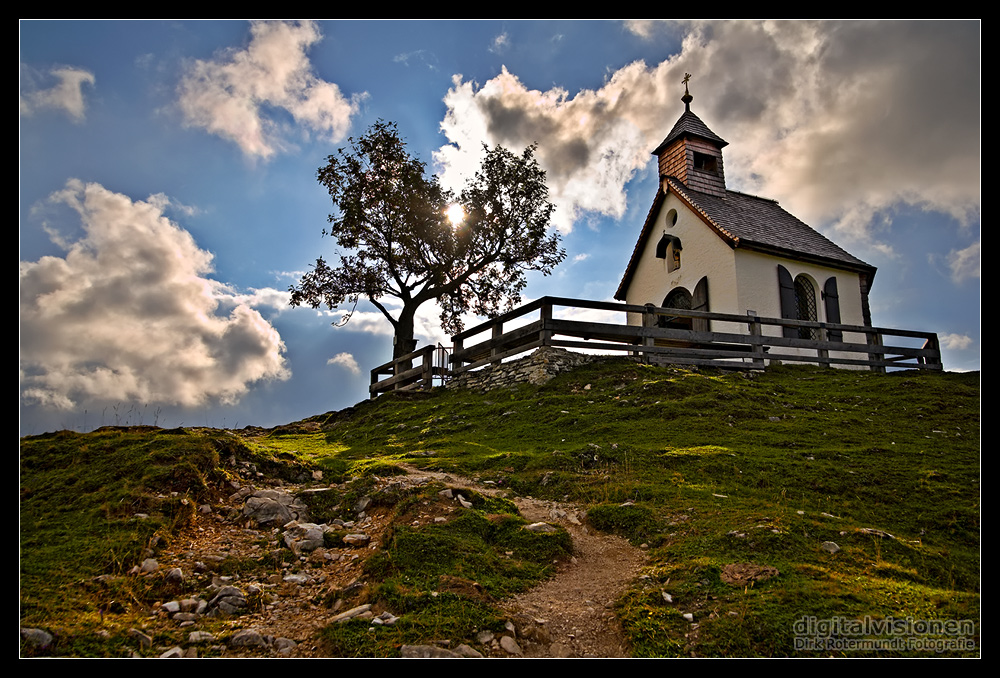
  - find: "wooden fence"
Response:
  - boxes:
[369,344,451,398]
[370,296,941,397]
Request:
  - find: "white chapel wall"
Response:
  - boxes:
[624,191,738,330]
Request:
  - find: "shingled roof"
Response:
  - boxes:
[614,177,876,301]
[651,109,728,156]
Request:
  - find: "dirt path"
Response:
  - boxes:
[399,467,646,657]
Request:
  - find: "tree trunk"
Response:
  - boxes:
[392,306,418,371]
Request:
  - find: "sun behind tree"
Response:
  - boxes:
[446,203,465,227]
[290,120,565,360]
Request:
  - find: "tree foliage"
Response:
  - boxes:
[290,120,565,357]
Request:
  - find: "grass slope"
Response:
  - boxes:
[21,361,980,657]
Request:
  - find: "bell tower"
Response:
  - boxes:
[651,75,728,198]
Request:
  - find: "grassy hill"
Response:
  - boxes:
[20,360,980,657]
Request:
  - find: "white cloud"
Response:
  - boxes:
[333,303,456,344]
[327,352,361,375]
[319,296,487,350]
[393,49,437,70]
[323,309,394,336]
[947,242,981,283]
[20,180,290,409]
[623,20,660,40]
[414,301,469,346]
[437,66,654,232]
[490,32,510,54]
[20,66,96,121]
[940,333,973,351]
[226,286,292,313]
[435,21,980,248]
[177,20,365,159]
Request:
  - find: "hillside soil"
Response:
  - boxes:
[156,464,644,658]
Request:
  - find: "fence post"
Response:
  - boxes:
[817,325,831,367]
[867,330,885,373]
[923,334,942,368]
[747,311,765,369]
[540,302,553,346]
[452,336,464,372]
[421,346,433,390]
[491,322,503,365]
[641,304,657,363]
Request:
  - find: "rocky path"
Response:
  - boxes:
[155,491,396,657]
[143,465,645,658]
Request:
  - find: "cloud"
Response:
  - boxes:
[327,352,361,375]
[322,302,458,346]
[394,49,438,70]
[323,308,395,336]
[225,286,292,313]
[940,333,973,351]
[947,242,980,283]
[435,21,980,246]
[20,66,96,121]
[490,32,510,54]
[437,66,655,232]
[623,20,660,40]
[20,180,290,409]
[177,20,365,159]
[317,292,487,349]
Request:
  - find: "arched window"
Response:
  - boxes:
[793,275,818,340]
[655,233,682,272]
[778,266,819,340]
[660,288,693,329]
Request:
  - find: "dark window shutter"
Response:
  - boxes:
[692,276,710,332]
[778,265,797,338]
[655,234,669,259]
[656,234,682,260]
[823,277,842,342]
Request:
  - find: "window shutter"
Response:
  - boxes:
[656,234,682,260]
[778,265,797,338]
[823,277,843,342]
[655,233,669,259]
[692,276,710,332]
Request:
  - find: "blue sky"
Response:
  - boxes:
[20,20,980,434]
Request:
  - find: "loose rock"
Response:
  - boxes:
[401,644,464,658]
[500,635,523,656]
[20,627,54,650]
[720,563,780,586]
[230,628,268,648]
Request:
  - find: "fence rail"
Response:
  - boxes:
[369,344,450,398]
[370,296,941,397]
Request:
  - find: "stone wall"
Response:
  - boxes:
[446,347,603,393]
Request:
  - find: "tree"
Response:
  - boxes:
[290,120,565,360]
